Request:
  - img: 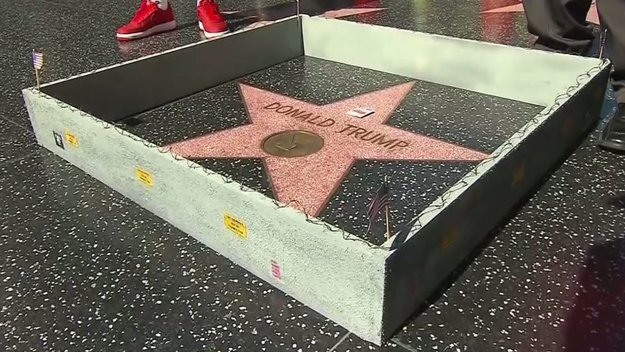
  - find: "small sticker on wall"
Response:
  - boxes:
[512,163,526,186]
[595,87,604,100]
[53,131,64,149]
[563,116,573,134]
[224,213,247,239]
[136,167,154,187]
[409,279,418,298]
[271,259,282,281]
[64,130,78,148]
[441,227,459,252]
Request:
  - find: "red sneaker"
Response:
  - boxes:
[197,0,228,37]
[117,1,177,41]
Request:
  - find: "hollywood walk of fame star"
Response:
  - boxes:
[166,83,489,216]
[483,0,599,25]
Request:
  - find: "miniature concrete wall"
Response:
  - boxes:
[22,15,612,346]
[380,64,611,340]
[25,16,394,344]
[23,89,389,344]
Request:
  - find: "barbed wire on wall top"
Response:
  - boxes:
[28,56,609,252]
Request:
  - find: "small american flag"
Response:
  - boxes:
[366,183,390,235]
[390,218,414,250]
[32,51,44,70]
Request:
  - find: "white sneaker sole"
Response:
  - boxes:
[117,20,177,40]
[198,21,229,38]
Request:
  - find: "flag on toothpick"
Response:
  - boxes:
[32,51,44,70]
[32,50,44,89]
[366,179,392,239]
[599,28,608,60]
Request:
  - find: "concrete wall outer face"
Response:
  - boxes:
[23,89,388,345]
[380,68,611,340]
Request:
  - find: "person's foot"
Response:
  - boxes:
[598,104,625,152]
[197,0,228,37]
[117,1,177,41]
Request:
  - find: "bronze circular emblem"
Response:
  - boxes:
[261,130,324,157]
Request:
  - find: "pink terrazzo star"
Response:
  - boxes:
[166,83,488,216]
[483,0,599,24]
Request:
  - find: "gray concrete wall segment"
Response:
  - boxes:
[381,67,610,340]
[23,88,388,344]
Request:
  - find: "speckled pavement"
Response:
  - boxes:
[1,0,624,351]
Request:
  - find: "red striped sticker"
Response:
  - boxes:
[271,259,282,281]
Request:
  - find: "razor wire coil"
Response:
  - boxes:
[29,56,609,251]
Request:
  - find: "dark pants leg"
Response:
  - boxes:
[523,0,625,103]
[597,0,625,103]
[522,0,594,53]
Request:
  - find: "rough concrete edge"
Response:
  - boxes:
[22,88,388,345]
[383,60,611,252]
[379,65,611,341]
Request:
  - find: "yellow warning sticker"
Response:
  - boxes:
[512,163,526,186]
[224,213,247,239]
[563,117,574,134]
[136,168,154,187]
[441,227,459,252]
[65,130,78,148]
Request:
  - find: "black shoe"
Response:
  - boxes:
[598,104,625,153]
